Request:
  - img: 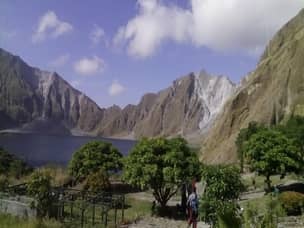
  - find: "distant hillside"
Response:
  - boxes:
[0,48,103,135]
[0,48,235,141]
[97,71,236,141]
[202,9,304,163]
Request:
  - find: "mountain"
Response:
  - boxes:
[0,48,103,135]
[0,48,236,139]
[202,9,304,163]
[96,71,236,141]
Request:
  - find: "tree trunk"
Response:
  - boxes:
[265,175,272,193]
[181,184,187,215]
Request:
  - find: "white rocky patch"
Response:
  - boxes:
[194,71,236,131]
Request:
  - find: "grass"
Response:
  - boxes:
[242,173,304,191]
[0,196,152,228]
[122,196,152,223]
[0,213,62,228]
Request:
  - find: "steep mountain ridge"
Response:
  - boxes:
[0,48,103,134]
[97,71,236,140]
[0,48,236,139]
[202,8,304,163]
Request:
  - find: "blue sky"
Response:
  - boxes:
[0,0,303,107]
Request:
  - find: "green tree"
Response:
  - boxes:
[200,165,244,227]
[236,122,264,172]
[123,137,201,208]
[0,147,31,178]
[244,129,302,191]
[68,141,123,181]
[27,170,54,217]
[277,116,304,163]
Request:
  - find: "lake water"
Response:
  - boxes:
[0,133,137,167]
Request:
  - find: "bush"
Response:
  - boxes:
[217,201,242,228]
[244,196,285,228]
[39,166,71,187]
[0,147,31,178]
[200,165,245,226]
[27,170,55,217]
[83,169,111,192]
[279,191,304,215]
[0,175,9,191]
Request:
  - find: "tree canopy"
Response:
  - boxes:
[200,165,244,226]
[27,169,54,217]
[123,137,201,207]
[68,141,123,181]
[235,121,265,172]
[276,116,304,154]
[244,128,302,190]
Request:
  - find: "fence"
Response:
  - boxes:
[1,184,126,228]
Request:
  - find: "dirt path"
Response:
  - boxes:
[127,192,180,206]
[127,216,210,228]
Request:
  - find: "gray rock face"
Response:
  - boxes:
[202,9,304,163]
[97,72,236,141]
[0,48,103,135]
[0,48,236,140]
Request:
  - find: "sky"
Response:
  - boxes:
[0,0,303,107]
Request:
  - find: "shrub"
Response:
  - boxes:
[0,175,9,191]
[39,166,71,187]
[27,170,55,217]
[83,169,111,192]
[279,191,304,215]
[200,165,245,226]
[0,147,31,178]
[217,201,242,228]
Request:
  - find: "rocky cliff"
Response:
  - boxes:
[0,48,236,139]
[0,48,103,135]
[97,71,236,141]
[202,9,304,163]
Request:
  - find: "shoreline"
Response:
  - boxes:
[0,129,136,142]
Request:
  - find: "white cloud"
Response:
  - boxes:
[74,56,105,76]
[114,0,304,58]
[49,54,70,67]
[32,11,73,43]
[108,80,126,96]
[90,24,106,45]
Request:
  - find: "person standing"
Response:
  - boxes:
[187,187,199,228]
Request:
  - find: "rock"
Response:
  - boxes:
[202,9,304,163]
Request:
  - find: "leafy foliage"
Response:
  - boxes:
[123,137,201,207]
[27,169,55,217]
[277,116,304,150]
[84,169,111,192]
[243,196,285,228]
[68,141,123,181]
[202,165,245,201]
[0,175,9,191]
[244,128,302,190]
[200,165,244,226]
[235,122,265,172]
[0,147,31,178]
[279,191,304,215]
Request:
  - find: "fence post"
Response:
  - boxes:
[121,195,125,222]
[81,202,85,228]
[92,204,95,226]
[105,207,108,227]
[114,203,117,227]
